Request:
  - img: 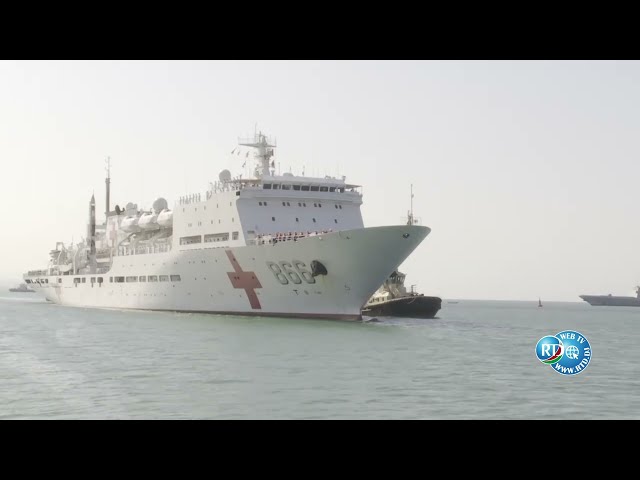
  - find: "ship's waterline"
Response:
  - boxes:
[23,132,431,320]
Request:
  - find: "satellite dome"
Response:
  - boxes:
[152,197,168,214]
[219,169,232,182]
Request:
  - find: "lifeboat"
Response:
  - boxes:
[121,215,141,233]
[138,212,159,230]
[157,209,173,228]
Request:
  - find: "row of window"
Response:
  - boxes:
[263,184,345,193]
[33,275,182,285]
[259,201,343,209]
[182,201,233,213]
[180,232,239,245]
[271,217,339,224]
[112,275,181,283]
[71,275,181,284]
[188,218,235,227]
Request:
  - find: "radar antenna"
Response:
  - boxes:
[238,130,276,178]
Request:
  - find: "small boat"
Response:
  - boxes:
[9,283,36,293]
[538,297,543,307]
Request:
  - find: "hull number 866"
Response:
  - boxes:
[266,261,316,285]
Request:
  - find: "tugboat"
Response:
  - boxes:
[361,185,441,319]
[9,283,36,293]
[361,270,441,318]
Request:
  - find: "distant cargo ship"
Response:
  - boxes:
[579,287,640,307]
[9,283,35,293]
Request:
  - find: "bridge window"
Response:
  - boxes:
[170,275,181,282]
[263,184,272,189]
[109,277,113,283]
[310,186,319,192]
[139,276,146,282]
[148,275,158,282]
[232,231,239,240]
[126,276,137,283]
[293,185,301,191]
[180,235,202,245]
[282,202,286,206]
[282,184,291,190]
[339,205,343,209]
[329,187,336,192]
[159,275,169,282]
[81,278,86,283]
[320,186,328,192]
[272,184,280,190]
[91,277,96,283]
[58,278,62,283]
[115,277,125,283]
[204,233,229,243]
[259,202,263,206]
[301,186,310,191]
[74,278,80,284]
[97,277,103,284]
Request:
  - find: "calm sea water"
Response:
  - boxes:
[0,293,638,419]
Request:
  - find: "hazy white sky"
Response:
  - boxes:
[1,60,639,300]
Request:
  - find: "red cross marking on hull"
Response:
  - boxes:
[225,250,262,309]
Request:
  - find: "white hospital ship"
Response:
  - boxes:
[23,132,430,320]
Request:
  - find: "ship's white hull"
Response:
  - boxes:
[28,225,429,320]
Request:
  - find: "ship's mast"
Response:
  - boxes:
[407,184,415,226]
[87,194,97,274]
[105,157,111,221]
[238,131,276,178]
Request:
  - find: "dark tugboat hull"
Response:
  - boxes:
[362,296,441,319]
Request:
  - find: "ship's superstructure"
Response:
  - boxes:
[23,131,430,320]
